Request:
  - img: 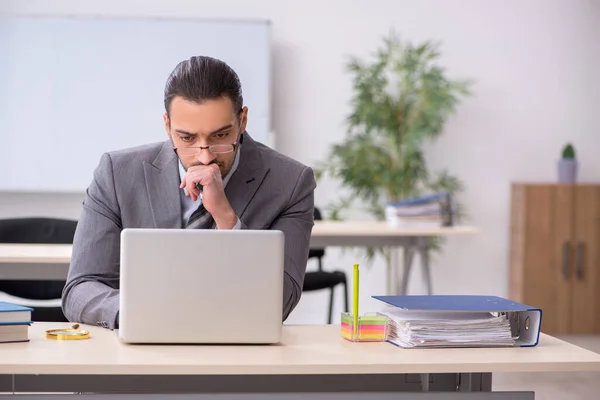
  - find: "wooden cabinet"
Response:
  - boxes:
[509,183,600,334]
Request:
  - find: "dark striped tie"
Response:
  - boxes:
[186,204,215,229]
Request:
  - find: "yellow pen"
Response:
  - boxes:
[353,263,359,339]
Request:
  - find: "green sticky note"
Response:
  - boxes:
[359,316,388,325]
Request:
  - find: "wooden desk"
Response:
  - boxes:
[0,222,478,295]
[0,322,598,395]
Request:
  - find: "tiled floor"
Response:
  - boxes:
[493,335,600,399]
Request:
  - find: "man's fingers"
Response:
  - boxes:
[189,182,200,201]
[210,163,222,180]
[182,164,222,199]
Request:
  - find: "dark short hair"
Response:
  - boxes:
[164,55,243,117]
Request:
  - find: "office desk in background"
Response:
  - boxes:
[0,221,478,296]
[0,321,599,397]
[311,221,478,295]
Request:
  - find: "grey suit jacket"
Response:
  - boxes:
[62,134,316,329]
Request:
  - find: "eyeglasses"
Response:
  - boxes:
[173,142,239,156]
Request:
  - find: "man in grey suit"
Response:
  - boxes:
[62,56,316,329]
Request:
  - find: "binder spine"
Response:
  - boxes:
[505,309,542,347]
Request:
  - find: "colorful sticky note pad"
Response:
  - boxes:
[341,313,389,342]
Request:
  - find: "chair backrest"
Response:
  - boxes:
[0,217,77,244]
[0,217,77,299]
[308,207,325,264]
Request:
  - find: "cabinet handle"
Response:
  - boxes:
[562,241,570,280]
[576,241,584,280]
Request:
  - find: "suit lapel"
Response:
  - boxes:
[143,141,183,229]
[225,133,269,220]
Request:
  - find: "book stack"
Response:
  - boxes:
[0,302,33,343]
[385,193,454,228]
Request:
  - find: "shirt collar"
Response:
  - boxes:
[178,145,242,190]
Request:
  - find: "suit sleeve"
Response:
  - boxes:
[240,166,316,321]
[61,153,122,329]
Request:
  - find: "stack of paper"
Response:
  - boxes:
[385,193,454,228]
[380,307,515,348]
[0,302,33,344]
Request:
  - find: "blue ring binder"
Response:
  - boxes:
[372,295,542,348]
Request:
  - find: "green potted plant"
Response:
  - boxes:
[315,32,473,258]
[558,143,578,183]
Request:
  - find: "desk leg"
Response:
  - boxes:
[391,238,432,296]
[456,373,493,392]
[387,247,403,295]
[420,373,430,391]
[385,248,393,295]
[417,238,433,295]
[397,246,415,295]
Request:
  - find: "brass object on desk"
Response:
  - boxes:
[46,324,90,340]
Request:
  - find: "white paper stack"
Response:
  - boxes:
[385,193,454,228]
[380,307,516,348]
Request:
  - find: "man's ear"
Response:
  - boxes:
[239,106,249,133]
[163,113,171,139]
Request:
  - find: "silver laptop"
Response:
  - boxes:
[117,228,284,344]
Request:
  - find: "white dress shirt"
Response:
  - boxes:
[178,148,242,229]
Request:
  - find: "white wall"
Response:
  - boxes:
[1,0,599,324]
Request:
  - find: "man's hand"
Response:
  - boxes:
[180,164,237,229]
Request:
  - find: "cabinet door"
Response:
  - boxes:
[510,184,573,334]
[572,185,600,333]
[552,185,575,334]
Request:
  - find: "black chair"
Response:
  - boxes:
[0,217,77,322]
[302,207,349,324]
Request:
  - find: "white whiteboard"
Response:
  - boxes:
[0,15,271,192]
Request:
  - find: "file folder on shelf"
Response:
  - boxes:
[373,295,542,347]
